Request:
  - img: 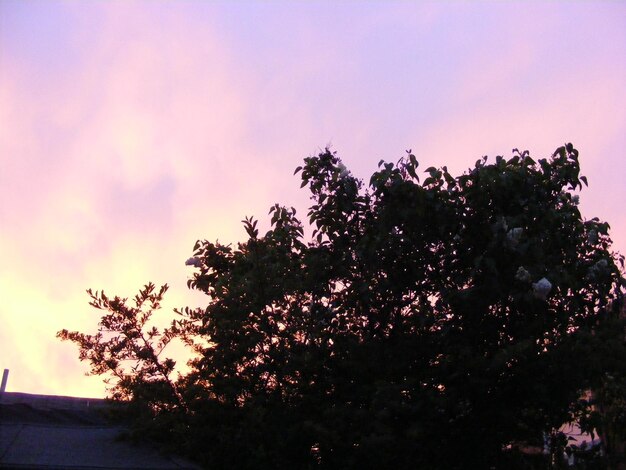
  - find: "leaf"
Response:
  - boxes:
[407,165,417,179]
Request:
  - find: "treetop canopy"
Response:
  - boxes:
[59,144,625,469]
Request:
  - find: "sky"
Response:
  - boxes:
[1,1,625,398]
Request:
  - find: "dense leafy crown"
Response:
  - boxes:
[59,145,625,469]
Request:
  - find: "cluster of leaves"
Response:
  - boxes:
[59,145,625,469]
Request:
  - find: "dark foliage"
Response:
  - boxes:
[59,145,625,469]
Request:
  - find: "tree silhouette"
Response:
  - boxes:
[59,144,625,469]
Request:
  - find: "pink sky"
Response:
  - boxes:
[1,1,625,398]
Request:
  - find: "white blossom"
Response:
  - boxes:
[500,217,508,232]
[337,162,349,178]
[185,257,202,268]
[587,230,598,244]
[506,227,523,248]
[532,277,552,300]
[587,259,609,279]
[515,266,531,283]
[596,259,608,269]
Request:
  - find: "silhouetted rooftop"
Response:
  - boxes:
[0,392,200,470]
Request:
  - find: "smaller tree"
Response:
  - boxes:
[57,283,186,413]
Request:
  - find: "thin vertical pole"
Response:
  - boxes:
[0,369,9,394]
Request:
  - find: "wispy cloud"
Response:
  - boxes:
[1,1,624,397]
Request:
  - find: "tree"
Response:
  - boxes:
[59,144,625,469]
